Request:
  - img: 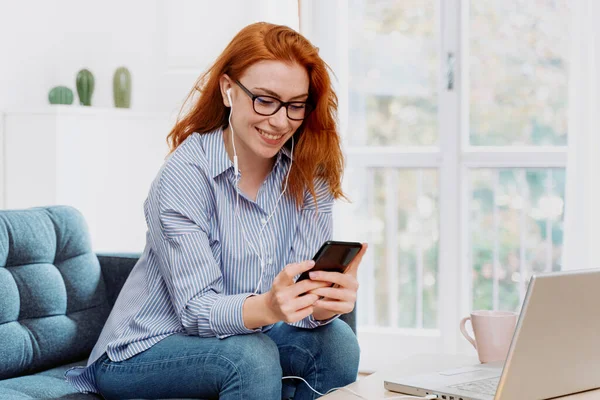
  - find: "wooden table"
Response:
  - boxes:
[319,354,600,399]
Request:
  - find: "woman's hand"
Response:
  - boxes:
[309,243,368,320]
[265,260,331,324]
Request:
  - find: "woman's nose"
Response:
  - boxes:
[269,106,289,128]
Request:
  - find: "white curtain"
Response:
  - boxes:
[563,0,600,271]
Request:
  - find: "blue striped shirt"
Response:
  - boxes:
[65,128,337,393]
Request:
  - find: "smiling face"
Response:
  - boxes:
[221,60,309,163]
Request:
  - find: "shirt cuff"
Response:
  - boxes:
[288,313,341,329]
[209,293,262,338]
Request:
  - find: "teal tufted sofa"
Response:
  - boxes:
[0,206,140,399]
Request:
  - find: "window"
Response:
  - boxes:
[335,0,569,370]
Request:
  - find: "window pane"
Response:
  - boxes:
[348,0,438,146]
[346,168,439,328]
[469,1,569,146]
[471,168,566,312]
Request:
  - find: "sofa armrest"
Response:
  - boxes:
[340,308,357,334]
[97,253,140,308]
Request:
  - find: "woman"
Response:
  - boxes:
[66,22,366,400]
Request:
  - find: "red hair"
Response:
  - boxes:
[166,22,346,208]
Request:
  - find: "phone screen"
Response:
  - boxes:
[296,241,362,283]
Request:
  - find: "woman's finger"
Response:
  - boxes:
[345,243,368,276]
[291,279,331,297]
[292,293,320,310]
[289,304,315,323]
[314,299,354,314]
[276,260,315,286]
[309,270,359,290]
[309,287,356,302]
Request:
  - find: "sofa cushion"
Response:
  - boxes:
[0,360,101,399]
[0,206,110,380]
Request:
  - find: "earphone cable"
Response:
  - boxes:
[227,92,294,294]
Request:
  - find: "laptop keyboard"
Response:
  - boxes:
[450,377,500,396]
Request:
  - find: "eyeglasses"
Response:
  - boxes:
[235,80,311,121]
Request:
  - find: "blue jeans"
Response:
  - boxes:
[94,319,360,400]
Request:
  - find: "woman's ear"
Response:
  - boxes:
[219,75,233,107]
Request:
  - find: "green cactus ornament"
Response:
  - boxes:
[48,86,74,105]
[113,67,132,108]
[76,69,95,106]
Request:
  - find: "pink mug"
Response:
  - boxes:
[460,310,518,364]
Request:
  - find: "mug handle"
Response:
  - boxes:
[460,316,477,349]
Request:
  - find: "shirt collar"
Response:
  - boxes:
[275,142,292,168]
[208,128,234,179]
[208,128,293,179]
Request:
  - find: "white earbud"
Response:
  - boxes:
[226,87,238,177]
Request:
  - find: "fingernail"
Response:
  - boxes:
[309,272,317,279]
[308,260,315,267]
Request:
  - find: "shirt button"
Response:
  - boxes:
[261,217,267,225]
[268,258,273,265]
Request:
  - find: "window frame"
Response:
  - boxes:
[301,0,568,372]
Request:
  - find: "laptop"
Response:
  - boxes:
[384,268,600,400]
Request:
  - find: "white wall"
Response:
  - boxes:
[0,0,298,114]
[0,0,299,252]
[4,107,172,252]
[300,1,356,243]
[0,0,162,112]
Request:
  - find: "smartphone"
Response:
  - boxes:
[296,240,363,284]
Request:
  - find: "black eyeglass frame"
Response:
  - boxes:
[234,80,312,121]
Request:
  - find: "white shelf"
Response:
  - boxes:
[1,108,173,252]
[0,111,5,209]
[4,105,175,119]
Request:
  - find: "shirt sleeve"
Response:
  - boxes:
[145,161,260,339]
[287,177,341,329]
